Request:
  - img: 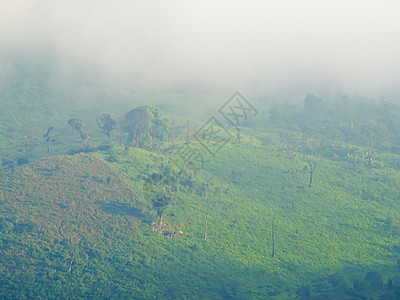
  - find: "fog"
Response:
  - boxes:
[1,0,400,96]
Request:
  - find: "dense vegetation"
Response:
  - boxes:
[2,54,400,298]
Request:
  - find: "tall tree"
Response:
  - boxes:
[362,119,385,168]
[306,156,319,188]
[143,173,177,227]
[123,106,154,147]
[43,127,55,156]
[185,120,195,144]
[204,190,211,241]
[303,93,323,120]
[68,119,90,149]
[97,113,116,142]
[272,213,276,258]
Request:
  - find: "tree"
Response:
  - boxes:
[361,119,386,168]
[271,213,276,258]
[123,105,170,148]
[43,127,56,156]
[143,173,177,226]
[306,156,319,188]
[68,119,90,149]
[269,105,282,125]
[185,120,195,144]
[151,117,170,151]
[364,271,383,290]
[203,190,213,241]
[151,118,170,141]
[97,113,116,142]
[303,93,323,119]
[123,106,154,147]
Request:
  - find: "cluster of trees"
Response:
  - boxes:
[270,94,397,147]
[1,105,172,169]
[67,105,170,151]
[269,93,400,172]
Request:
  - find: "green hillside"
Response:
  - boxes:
[3,136,400,298]
[3,55,400,298]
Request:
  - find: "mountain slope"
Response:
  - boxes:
[0,153,151,298]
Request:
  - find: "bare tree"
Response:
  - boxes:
[306,156,319,188]
[272,213,276,258]
[204,192,211,241]
[97,113,116,142]
[43,127,56,156]
[68,119,90,149]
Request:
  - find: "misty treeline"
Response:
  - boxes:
[1,105,178,168]
[69,105,171,150]
[268,93,398,169]
[2,92,400,171]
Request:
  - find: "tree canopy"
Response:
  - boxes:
[122,106,169,148]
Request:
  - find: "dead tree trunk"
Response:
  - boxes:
[204,193,211,241]
[307,156,319,188]
[68,252,75,273]
[272,213,276,258]
[308,171,314,188]
[204,210,209,241]
[120,119,123,146]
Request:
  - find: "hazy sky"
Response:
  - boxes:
[1,0,400,96]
